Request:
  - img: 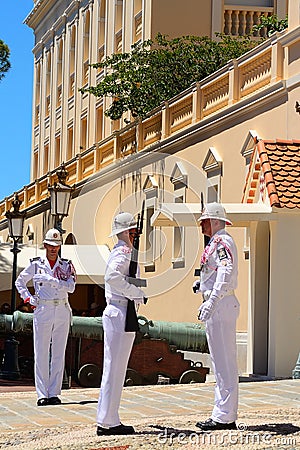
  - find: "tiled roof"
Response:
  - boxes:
[243,139,300,209]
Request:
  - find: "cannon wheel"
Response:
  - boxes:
[124,368,143,386]
[179,370,204,384]
[18,356,34,379]
[144,372,159,385]
[78,363,101,388]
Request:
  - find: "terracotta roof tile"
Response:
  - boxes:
[256,139,300,208]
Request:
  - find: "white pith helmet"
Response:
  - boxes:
[198,202,232,225]
[43,228,62,246]
[109,212,137,237]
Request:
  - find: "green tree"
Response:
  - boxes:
[80,33,258,121]
[252,15,288,38]
[0,39,11,82]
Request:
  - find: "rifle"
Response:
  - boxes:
[125,201,147,332]
[194,192,209,278]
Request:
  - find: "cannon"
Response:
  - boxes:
[1,311,209,387]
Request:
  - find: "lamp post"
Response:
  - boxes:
[48,163,73,235]
[0,194,26,380]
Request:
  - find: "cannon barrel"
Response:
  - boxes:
[138,316,208,353]
[12,311,104,340]
[9,311,208,353]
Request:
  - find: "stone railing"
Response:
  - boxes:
[224,5,274,37]
[0,32,287,222]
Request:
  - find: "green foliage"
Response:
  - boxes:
[0,39,11,82]
[81,33,258,121]
[252,15,288,38]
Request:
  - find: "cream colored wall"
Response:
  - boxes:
[268,215,300,377]
[288,0,300,31]
[151,0,212,39]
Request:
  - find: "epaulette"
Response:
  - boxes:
[30,256,42,263]
[60,258,71,264]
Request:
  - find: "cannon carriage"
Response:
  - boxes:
[0,311,209,387]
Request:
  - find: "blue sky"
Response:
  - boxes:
[0,1,34,201]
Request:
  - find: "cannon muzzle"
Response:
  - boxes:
[0,314,13,334]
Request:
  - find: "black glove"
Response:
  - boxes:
[192,281,200,293]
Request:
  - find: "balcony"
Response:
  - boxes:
[224,5,274,37]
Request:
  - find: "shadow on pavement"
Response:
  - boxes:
[147,424,198,436]
[245,423,300,435]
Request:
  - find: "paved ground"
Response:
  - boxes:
[0,378,299,449]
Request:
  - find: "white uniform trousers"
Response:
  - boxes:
[33,302,71,399]
[205,294,240,423]
[97,304,135,427]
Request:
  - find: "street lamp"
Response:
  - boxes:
[6,194,26,313]
[0,193,26,380]
[48,163,74,235]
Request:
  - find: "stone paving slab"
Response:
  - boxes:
[0,379,298,432]
[0,379,299,449]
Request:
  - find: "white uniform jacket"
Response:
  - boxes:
[15,256,76,304]
[105,240,144,306]
[200,229,238,301]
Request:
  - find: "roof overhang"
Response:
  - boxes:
[151,203,276,228]
[0,244,110,291]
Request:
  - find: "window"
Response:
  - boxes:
[96,106,103,143]
[81,116,88,151]
[98,0,106,73]
[45,51,51,118]
[69,26,76,98]
[82,10,90,86]
[241,130,259,173]
[56,39,63,107]
[202,147,222,203]
[43,144,49,174]
[33,150,38,180]
[115,0,123,53]
[143,175,159,272]
[55,135,61,168]
[133,0,142,43]
[67,126,73,160]
[170,162,188,268]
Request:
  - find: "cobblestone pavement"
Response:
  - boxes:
[0,379,299,449]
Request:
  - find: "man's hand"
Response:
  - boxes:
[198,299,218,321]
[24,296,38,309]
[192,280,200,294]
[33,273,52,284]
[134,293,145,306]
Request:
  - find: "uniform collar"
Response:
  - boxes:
[115,239,131,249]
[207,228,227,246]
[43,255,61,270]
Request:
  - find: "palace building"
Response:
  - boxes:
[0,0,299,379]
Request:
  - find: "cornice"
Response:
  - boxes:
[25,0,81,30]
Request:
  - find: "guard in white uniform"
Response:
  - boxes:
[15,229,76,406]
[193,203,240,431]
[97,212,145,436]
